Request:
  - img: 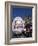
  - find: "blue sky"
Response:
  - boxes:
[11,6,32,19]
